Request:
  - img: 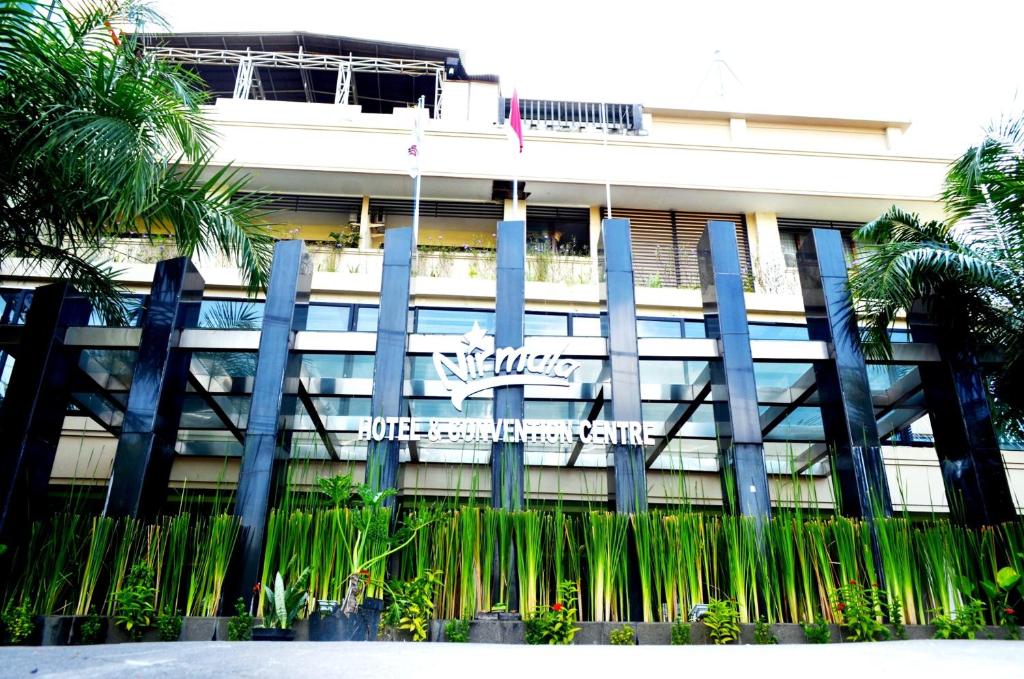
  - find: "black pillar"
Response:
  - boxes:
[366,226,414,493]
[698,221,771,519]
[797,229,892,517]
[0,283,91,543]
[105,258,204,518]
[600,218,648,513]
[491,220,526,509]
[233,240,311,602]
[909,304,1017,526]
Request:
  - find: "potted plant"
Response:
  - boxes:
[253,569,310,641]
[309,474,431,642]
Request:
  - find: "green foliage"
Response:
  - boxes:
[0,1,275,322]
[114,563,155,641]
[609,625,636,645]
[754,618,778,645]
[385,570,441,642]
[227,598,253,641]
[80,613,104,645]
[328,229,360,249]
[156,613,182,642]
[263,568,310,630]
[317,473,354,508]
[834,581,890,643]
[670,619,692,645]
[525,581,580,645]
[703,598,741,645]
[933,598,986,640]
[444,618,471,643]
[982,566,1023,640]
[801,617,831,644]
[2,601,35,644]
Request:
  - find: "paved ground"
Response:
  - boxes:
[0,640,1020,678]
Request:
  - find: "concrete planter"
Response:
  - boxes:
[431,620,1024,645]
[40,616,108,646]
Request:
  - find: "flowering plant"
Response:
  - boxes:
[524,581,580,645]
[981,567,1022,640]
[833,580,890,642]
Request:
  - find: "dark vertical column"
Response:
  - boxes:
[0,283,91,544]
[909,304,1016,526]
[491,220,525,510]
[600,218,648,513]
[366,226,414,493]
[105,258,204,518]
[797,229,893,517]
[233,240,311,603]
[698,221,771,519]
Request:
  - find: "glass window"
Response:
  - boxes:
[197,300,264,329]
[637,318,682,338]
[748,323,809,340]
[416,308,494,334]
[571,315,605,337]
[525,313,568,336]
[683,320,706,338]
[355,306,379,332]
[301,354,373,379]
[306,304,352,332]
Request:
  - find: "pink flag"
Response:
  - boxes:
[508,90,523,153]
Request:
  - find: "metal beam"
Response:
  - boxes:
[296,379,338,460]
[187,371,245,445]
[760,367,818,437]
[566,385,605,467]
[646,378,711,468]
[146,46,444,76]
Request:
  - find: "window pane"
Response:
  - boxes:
[637,319,682,338]
[525,313,568,336]
[355,306,379,332]
[416,308,494,334]
[572,315,604,337]
[306,304,351,331]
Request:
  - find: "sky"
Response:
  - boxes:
[151,0,1024,156]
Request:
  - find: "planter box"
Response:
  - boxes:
[431,621,1024,645]
[308,599,382,642]
[40,616,108,646]
[253,627,296,641]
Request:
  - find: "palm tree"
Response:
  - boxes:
[0,1,274,323]
[849,113,1024,438]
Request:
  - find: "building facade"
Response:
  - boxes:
[0,32,1020,572]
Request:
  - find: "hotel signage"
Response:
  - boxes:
[356,323,654,446]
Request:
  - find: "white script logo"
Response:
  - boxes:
[433,322,580,411]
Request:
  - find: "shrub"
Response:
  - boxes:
[444,619,470,643]
[703,599,741,645]
[227,598,253,641]
[2,601,35,644]
[609,625,635,645]
[933,598,986,640]
[834,581,889,642]
[524,581,580,645]
[754,618,777,645]
[263,568,310,631]
[671,619,691,645]
[801,617,831,644]
[385,570,441,642]
[80,612,104,645]
[157,613,182,642]
[114,563,155,641]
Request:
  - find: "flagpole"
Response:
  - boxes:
[601,101,611,219]
[412,95,424,241]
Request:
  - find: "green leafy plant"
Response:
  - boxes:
[833,581,889,642]
[982,566,1022,640]
[157,613,182,642]
[754,618,778,645]
[114,563,156,641]
[703,598,741,645]
[227,598,253,641]
[263,568,310,630]
[384,570,441,642]
[2,601,35,644]
[525,581,580,645]
[802,617,831,644]
[317,473,355,507]
[444,618,470,643]
[671,619,691,645]
[609,625,636,645]
[328,228,360,249]
[933,598,986,640]
[79,612,104,645]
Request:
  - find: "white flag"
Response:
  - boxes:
[407,102,424,178]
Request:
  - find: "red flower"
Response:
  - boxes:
[837,602,847,612]
[1005,607,1016,616]
[551,603,565,612]
[849,579,857,585]
[252,582,261,594]
[359,569,371,577]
